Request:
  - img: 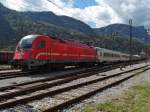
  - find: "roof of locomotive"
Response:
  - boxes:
[20,35,94,49]
[45,35,94,49]
[19,35,40,43]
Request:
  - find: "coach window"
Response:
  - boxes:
[38,41,46,49]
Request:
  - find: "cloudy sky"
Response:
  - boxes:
[0,0,149,28]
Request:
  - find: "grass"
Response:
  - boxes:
[82,83,150,112]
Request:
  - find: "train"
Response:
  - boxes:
[12,35,142,70]
[0,51,14,64]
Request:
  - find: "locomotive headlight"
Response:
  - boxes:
[18,51,24,57]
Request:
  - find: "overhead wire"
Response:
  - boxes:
[15,0,79,15]
[11,0,62,12]
[46,0,64,10]
[26,0,67,15]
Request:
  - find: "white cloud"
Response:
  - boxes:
[0,0,28,11]
[0,0,150,28]
[63,4,123,28]
[62,1,123,27]
[99,0,150,27]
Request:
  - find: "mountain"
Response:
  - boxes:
[0,3,149,54]
[0,6,18,50]
[94,24,150,43]
[25,12,94,36]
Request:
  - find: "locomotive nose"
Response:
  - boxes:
[13,50,32,60]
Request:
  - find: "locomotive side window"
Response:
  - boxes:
[38,41,46,49]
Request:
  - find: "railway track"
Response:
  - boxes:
[0,62,127,92]
[0,62,148,111]
[0,63,123,93]
[0,61,142,80]
[0,66,83,80]
[0,68,12,71]
[0,71,37,80]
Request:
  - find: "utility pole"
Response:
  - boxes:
[146,27,150,60]
[129,19,133,61]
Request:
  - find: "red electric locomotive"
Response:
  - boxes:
[13,35,97,70]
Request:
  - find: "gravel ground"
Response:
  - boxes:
[1,105,37,112]
[67,63,150,112]
[0,62,149,112]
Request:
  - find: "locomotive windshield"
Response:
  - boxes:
[18,35,37,50]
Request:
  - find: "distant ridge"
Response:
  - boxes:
[94,24,150,43]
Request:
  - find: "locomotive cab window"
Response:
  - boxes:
[19,35,37,50]
[38,41,46,49]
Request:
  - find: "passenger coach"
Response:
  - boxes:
[96,47,130,62]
